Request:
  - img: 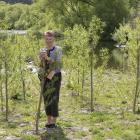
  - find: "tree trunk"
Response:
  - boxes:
[133,38,140,113]
[0,76,4,112]
[81,66,85,101]
[77,61,80,95]
[90,51,94,112]
[35,61,45,134]
[22,77,26,101]
[4,60,8,121]
[19,43,26,101]
[35,81,43,134]
[122,49,124,72]
[21,71,26,101]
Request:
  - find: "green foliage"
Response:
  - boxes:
[94,0,130,36]
[0,33,41,117]
[88,16,105,47]
[62,25,89,94]
[0,1,140,139]
[0,0,132,51]
[122,130,140,140]
[22,135,39,140]
[113,18,140,71]
[44,0,95,27]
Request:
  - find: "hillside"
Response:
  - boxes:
[0,1,140,140]
[1,0,32,4]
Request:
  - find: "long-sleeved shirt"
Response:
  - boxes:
[38,46,62,80]
[48,46,62,73]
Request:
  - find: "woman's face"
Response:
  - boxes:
[45,33,55,45]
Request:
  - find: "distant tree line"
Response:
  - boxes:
[1,0,32,4]
[0,0,139,51]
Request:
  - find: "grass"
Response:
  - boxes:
[0,69,140,139]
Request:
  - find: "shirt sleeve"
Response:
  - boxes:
[49,47,62,72]
[56,47,62,61]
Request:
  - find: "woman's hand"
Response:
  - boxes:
[39,51,50,61]
[44,53,50,61]
[39,51,46,60]
[47,71,55,80]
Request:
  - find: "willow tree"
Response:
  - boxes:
[16,36,28,101]
[0,42,4,112]
[1,39,10,121]
[0,34,24,120]
[62,25,89,99]
[88,16,105,111]
[113,18,140,113]
[62,17,104,111]
[131,19,140,113]
[0,33,7,114]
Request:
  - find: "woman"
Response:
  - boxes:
[39,30,62,128]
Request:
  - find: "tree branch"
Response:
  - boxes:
[78,0,94,6]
